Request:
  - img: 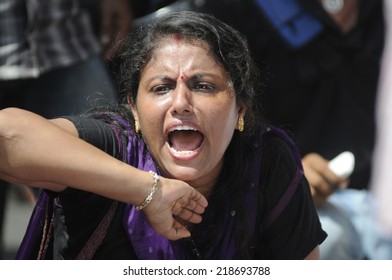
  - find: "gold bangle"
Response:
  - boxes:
[136,171,159,210]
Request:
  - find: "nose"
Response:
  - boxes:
[170,83,193,115]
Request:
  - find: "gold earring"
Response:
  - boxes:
[135,121,140,134]
[237,116,244,132]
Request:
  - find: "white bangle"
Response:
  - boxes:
[136,171,159,210]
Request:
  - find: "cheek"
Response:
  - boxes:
[136,103,163,137]
[137,97,164,124]
[209,105,238,140]
[140,112,162,134]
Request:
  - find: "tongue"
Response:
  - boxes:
[170,130,203,151]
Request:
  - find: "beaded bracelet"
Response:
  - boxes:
[136,171,159,210]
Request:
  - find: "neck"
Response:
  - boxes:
[187,176,217,199]
[186,158,224,199]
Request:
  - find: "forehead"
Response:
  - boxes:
[142,36,222,71]
[150,36,215,59]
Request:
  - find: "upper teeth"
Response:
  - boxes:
[169,125,197,132]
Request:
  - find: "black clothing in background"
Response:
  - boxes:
[201,0,385,190]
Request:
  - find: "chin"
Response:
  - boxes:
[165,165,203,181]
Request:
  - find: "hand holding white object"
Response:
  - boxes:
[328,151,355,179]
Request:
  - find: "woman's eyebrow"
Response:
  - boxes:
[145,75,173,83]
[188,72,222,80]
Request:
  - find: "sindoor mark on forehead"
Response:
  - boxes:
[173,34,182,44]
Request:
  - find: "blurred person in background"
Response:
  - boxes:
[371,0,392,239]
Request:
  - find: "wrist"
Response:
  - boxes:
[136,171,160,210]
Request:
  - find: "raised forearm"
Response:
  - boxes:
[0,107,150,204]
[0,108,208,240]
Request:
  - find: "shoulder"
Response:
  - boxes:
[259,126,302,201]
[255,125,308,227]
[62,114,139,160]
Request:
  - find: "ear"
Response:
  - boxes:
[128,93,139,124]
[127,93,134,106]
[237,102,247,118]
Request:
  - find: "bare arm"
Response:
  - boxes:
[0,107,207,240]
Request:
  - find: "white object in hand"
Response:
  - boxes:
[328,151,355,178]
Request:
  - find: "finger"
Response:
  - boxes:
[322,166,347,189]
[317,178,335,196]
[176,207,203,224]
[305,154,344,186]
[182,196,206,215]
[313,190,328,206]
[306,169,334,196]
[172,200,183,216]
[172,192,206,214]
[172,200,203,223]
[304,158,338,196]
[165,220,191,241]
[181,190,208,215]
[191,191,208,208]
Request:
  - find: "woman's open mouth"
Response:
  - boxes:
[167,125,204,156]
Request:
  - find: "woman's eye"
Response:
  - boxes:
[193,83,215,92]
[151,85,172,94]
